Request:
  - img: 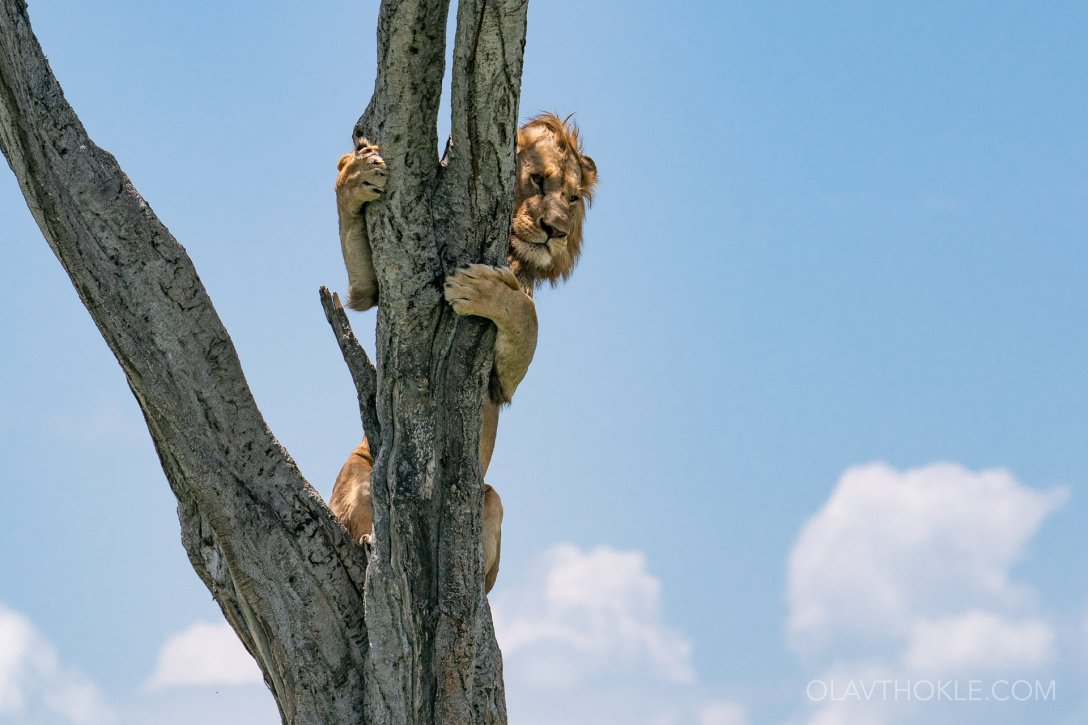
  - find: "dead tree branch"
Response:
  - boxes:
[0,1,370,722]
[320,287,382,451]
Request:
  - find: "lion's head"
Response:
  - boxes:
[509,113,598,287]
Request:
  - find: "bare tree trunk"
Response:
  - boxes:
[0,0,526,722]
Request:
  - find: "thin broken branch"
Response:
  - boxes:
[320,286,382,452]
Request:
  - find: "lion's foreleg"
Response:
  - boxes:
[443,264,539,404]
[335,144,386,311]
[339,211,378,311]
[490,299,538,404]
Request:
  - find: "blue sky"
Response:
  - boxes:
[1,1,1086,724]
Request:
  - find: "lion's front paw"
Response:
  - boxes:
[336,142,387,209]
[443,264,523,324]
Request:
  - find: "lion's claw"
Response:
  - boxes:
[444,264,522,324]
[336,140,387,208]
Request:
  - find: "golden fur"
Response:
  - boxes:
[330,114,597,593]
[335,143,386,311]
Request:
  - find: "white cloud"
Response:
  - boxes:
[115,686,278,725]
[0,602,113,724]
[788,462,1066,654]
[493,544,747,724]
[697,700,751,725]
[903,611,1054,675]
[495,544,694,685]
[787,462,1069,725]
[796,660,898,725]
[146,622,262,691]
[640,699,751,725]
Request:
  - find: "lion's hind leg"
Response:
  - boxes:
[483,484,504,593]
[329,442,503,595]
[329,439,375,543]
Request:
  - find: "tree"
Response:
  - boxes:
[0,0,526,721]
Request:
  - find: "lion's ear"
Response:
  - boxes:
[579,154,598,191]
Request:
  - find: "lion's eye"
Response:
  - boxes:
[530,174,544,193]
[568,195,581,203]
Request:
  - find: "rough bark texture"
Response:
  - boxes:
[354,0,527,721]
[0,0,527,722]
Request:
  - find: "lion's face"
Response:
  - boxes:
[509,115,597,287]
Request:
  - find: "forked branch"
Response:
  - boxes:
[354,0,451,191]
[447,0,529,261]
[2,0,530,720]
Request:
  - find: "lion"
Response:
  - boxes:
[329,113,597,593]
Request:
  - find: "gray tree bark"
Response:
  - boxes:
[0,0,526,722]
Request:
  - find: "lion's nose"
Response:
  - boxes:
[539,220,567,239]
